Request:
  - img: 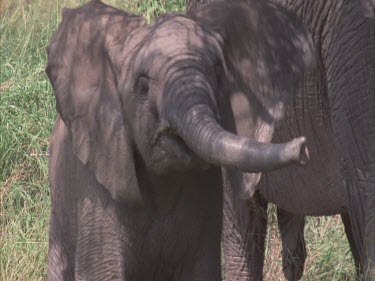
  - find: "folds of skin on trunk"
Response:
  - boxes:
[165,81,308,173]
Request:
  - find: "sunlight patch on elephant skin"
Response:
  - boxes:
[230,91,276,198]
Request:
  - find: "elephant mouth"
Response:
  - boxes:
[152,127,195,159]
[160,128,192,153]
[148,126,210,174]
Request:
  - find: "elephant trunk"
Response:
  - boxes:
[164,76,309,172]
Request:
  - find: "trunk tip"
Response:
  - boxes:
[294,136,309,165]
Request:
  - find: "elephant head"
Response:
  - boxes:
[46,0,313,206]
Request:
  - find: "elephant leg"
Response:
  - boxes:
[222,169,268,281]
[277,208,306,281]
[350,175,375,280]
[364,188,375,280]
[341,212,362,276]
[180,183,223,281]
[180,239,222,281]
[47,210,74,281]
[323,3,375,277]
[74,196,133,281]
[222,193,268,281]
[364,206,375,280]
[338,164,375,280]
[361,176,375,280]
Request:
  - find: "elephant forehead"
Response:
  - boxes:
[154,16,208,46]
[132,18,220,78]
[139,16,217,60]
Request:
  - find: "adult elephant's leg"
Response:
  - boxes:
[277,208,306,281]
[222,169,268,281]
[341,212,362,276]
[324,3,375,277]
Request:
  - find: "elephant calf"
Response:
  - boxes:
[46,0,313,280]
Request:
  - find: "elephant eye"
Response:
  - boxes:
[136,76,149,99]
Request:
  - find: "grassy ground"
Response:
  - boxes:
[0,0,355,280]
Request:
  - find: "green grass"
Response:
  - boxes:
[0,0,355,280]
[264,206,356,280]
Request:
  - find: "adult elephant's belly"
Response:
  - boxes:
[258,87,347,216]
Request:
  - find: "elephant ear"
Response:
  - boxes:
[190,0,314,197]
[46,0,146,206]
[190,0,314,121]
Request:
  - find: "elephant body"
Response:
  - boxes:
[262,1,374,279]
[187,0,374,280]
[48,119,223,280]
[260,71,347,216]
[46,1,312,280]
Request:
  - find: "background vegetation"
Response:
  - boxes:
[0,0,356,280]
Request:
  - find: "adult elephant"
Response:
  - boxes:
[46,1,313,280]
[188,0,374,280]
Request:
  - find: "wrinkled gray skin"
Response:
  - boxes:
[46,0,313,280]
[188,0,374,280]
